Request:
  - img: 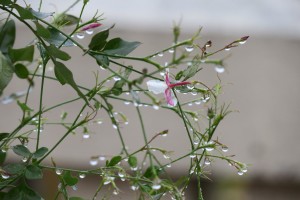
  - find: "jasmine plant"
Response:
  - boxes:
[0,0,249,199]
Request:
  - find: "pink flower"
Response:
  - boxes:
[147,70,190,107]
[81,22,102,31]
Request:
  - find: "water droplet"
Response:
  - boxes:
[187,84,194,90]
[99,156,106,161]
[76,33,85,39]
[113,76,121,81]
[239,40,247,45]
[164,62,168,67]
[100,66,106,70]
[185,46,194,52]
[241,166,248,173]
[163,153,171,159]
[225,47,231,51]
[103,180,111,185]
[85,29,94,35]
[193,136,200,145]
[166,164,172,168]
[204,157,211,165]
[157,52,164,57]
[159,71,165,77]
[1,173,10,179]
[188,103,193,106]
[121,177,126,181]
[195,101,201,105]
[131,166,138,171]
[215,66,225,73]
[89,158,98,166]
[1,149,7,153]
[161,133,168,137]
[152,183,161,190]
[79,173,86,179]
[118,171,125,178]
[58,183,62,189]
[189,153,196,158]
[237,171,244,176]
[205,141,215,151]
[131,184,139,191]
[221,146,229,152]
[124,101,131,105]
[72,185,78,191]
[55,169,63,175]
[153,105,160,110]
[191,92,198,96]
[83,134,90,139]
[168,48,174,53]
[112,124,118,129]
[96,120,103,125]
[113,189,119,195]
[22,157,28,162]
[193,117,198,122]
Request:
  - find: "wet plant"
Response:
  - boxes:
[0,0,249,199]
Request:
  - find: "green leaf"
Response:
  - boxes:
[34,22,50,38]
[14,64,29,79]
[0,151,6,165]
[3,180,42,200]
[63,171,78,186]
[0,20,15,53]
[54,61,88,104]
[88,28,109,50]
[128,156,137,167]
[0,132,9,141]
[3,163,25,174]
[91,54,109,68]
[25,165,43,180]
[47,45,71,61]
[107,155,122,167]
[143,166,162,179]
[0,0,12,5]
[17,101,33,112]
[103,38,141,56]
[32,147,48,159]
[12,145,31,158]
[182,63,202,81]
[0,52,14,95]
[8,45,34,63]
[13,5,34,20]
[45,27,75,47]
[29,8,53,19]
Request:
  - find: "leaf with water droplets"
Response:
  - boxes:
[12,145,31,158]
[107,155,122,167]
[25,165,43,180]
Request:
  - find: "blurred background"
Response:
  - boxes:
[1,0,300,199]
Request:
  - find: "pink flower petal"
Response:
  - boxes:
[81,23,102,31]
